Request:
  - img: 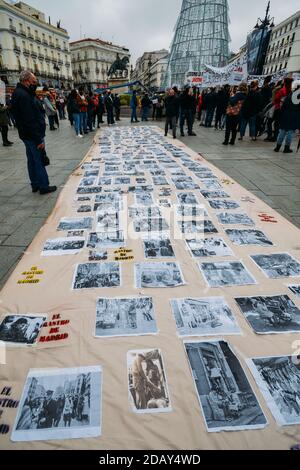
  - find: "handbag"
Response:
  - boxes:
[226,100,242,116]
[41,148,50,167]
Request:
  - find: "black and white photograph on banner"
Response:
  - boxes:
[176,205,208,217]
[95,297,157,337]
[172,178,200,191]
[288,285,300,299]
[251,253,300,279]
[98,177,112,186]
[84,170,99,178]
[11,366,102,441]
[96,211,121,231]
[129,185,154,193]
[57,217,93,232]
[135,262,185,288]
[179,220,218,235]
[115,177,131,185]
[153,177,169,186]
[208,200,240,210]
[201,180,223,190]
[184,340,267,432]
[127,349,171,414]
[77,186,102,195]
[79,177,97,187]
[135,193,154,206]
[217,213,255,226]
[42,237,85,256]
[94,193,123,210]
[225,229,274,246]
[77,196,92,202]
[160,188,172,197]
[200,190,230,199]
[77,205,92,213]
[0,314,46,345]
[129,206,161,219]
[143,239,175,258]
[186,238,233,258]
[88,250,108,261]
[136,178,147,185]
[199,261,257,288]
[87,231,125,248]
[177,193,199,206]
[72,262,121,290]
[234,295,300,334]
[159,200,171,208]
[134,218,169,233]
[67,230,85,238]
[170,298,240,337]
[248,356,300,426]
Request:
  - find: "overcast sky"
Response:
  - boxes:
[18,0,300,63]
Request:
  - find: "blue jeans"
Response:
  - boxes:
[22,139,49,190]
[131,107,138,122]
[240,116,256,138]
[80,112,87,134]
[73,113,81,135]
[205,107,216,127]
[142,107,149,121]
[277,129,294,147]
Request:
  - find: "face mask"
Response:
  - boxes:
[29,84,37,93]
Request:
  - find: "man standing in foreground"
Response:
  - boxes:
[164,88,179,139]
[11,71,56,195]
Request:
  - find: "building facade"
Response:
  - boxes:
[70,38,130,90]
[263,11,300,75]
[0,1,72,88]
[132,49,169,90]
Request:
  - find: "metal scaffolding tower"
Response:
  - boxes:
[165,0,230,87]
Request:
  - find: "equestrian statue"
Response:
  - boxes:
[108,54,129,77]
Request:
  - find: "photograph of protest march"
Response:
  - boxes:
[11,366,102,441]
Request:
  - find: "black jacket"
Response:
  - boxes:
[216,89,230,114]
[205,91,218,109]
[179,92,194,111]
[280,92,300,131]
[141,96,152,108]
[68,96,81,114]
[11,83,46,144]
[165,95,179,117]
[241,90,262,118]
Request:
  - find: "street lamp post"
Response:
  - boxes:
[253,1,274,75]
[147,54,152,91]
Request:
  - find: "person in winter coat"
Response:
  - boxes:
[274,81,300,153]
[77,87,88,134]
[141,93,152,121]
[223,82,248,146]
[215,85,230,130]
[113,93,121,121]
[0,103,13,146]
[239,80,262,141]
[43,92,57,131]
[11,70,56,194]
[68,89,82,137]
[164,88,180,139]
[87,91,96,132]
[104,90,115,125]
[179,87,196,136]
[130,90,139,123]
[272,77,293,141]
[205,88,217,127]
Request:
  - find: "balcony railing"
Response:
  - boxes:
[45,55,51,61]
[42,40,48,46]
[58,59,63,65]
[56,45,62,50]
[28,33,34,40]
[13,46,21,53]
[38,54,45,60]
[20,30,26,37]
[35,37,41,43]
[9,25,17,32]
[31,52,38,58]
[65,62,71,67]
[23,48,30,55]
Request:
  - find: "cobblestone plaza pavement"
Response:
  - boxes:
[0,118,300,288]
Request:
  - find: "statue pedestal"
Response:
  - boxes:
[108,77,130,94]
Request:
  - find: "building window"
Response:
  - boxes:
[288,47,292,57]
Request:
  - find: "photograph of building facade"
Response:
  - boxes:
[0,0,72,88]
[263,10,300,74]
[70,38,131,90]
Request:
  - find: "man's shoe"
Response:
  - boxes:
[274,144,281,152]
[283,145,293,154]
[32,187,39,193]
[229,141,235,145]
[40,186,57,195]
[3,142,12,146]
[7,140,14,145]
[188,132,197,136]
[180,133,185,137]
[222,141,229,145]
[135,120,140,123]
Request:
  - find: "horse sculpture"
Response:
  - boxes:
[108,55,129,77]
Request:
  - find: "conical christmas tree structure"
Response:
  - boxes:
[165,0,230,86]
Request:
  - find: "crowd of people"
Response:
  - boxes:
[1,69,299,197]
